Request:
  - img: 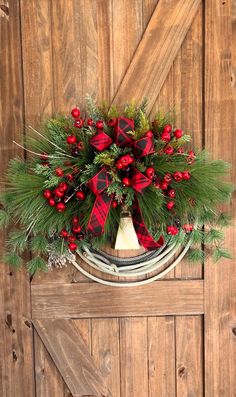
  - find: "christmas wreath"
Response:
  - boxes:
[0,97,233,276]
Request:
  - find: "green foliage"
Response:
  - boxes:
[213,247,233,263]
[186,248,205,263]
[4,252,23,268]
[152,109,175,133]
[205,229,224,245]
[216,212,232,228]
[0,209,10,229]
[86,95,103,121]
[30,235,48,254]
[7,230,28,254]
[27,256,48,275]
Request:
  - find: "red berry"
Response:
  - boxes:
[56,202,66,212]
[160,181,169,190]
[60,229,68,238]
[145,167,155,180]
[164,146,174,155]
[54,188,65,198]
[177,147,184,154]
[72,225,82,234]
[74,118,84,128]
[96,120,104,129]
[43,189,52,199]
[40,152,48,160]
[166,225,179,235]
[42,161,50,167]
[68,235,76,242]
[58,182,68,192]
[174,129,183,139]
[166,201,175,210]
[128,156,134,164]
[68,242,77,251]
[48,198,56,206]
[182,171,191,180]
[67,135,77,144]
[66,173,74,181]
[76,191,85,200]
[122,177,131,187]
[163,124,172,134]
[164,173,172,183]
[188,150,195,157]
[173,171,183,182]
[87,118,94,127]
[55,167,64,177]
[187,156,195,165]
[145,130,153,138]
[116,162,123,170]
[111,200,118,208]
[108,118,116,127]
[72,216,79,225]
[168,189,176,198]
[71,107,80,119]
[121,156,128,166]
[161,131,171,142]
[77,141,83,150]
[183,224,194,233]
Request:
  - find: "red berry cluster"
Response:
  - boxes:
[59,216,84,251]
[43,182,68,212]
[116,154,134,170]
[160,125,183,156]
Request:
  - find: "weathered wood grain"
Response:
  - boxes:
[31,280,204,319]
[174,2,203,279]
[33,319,110,397]
[51,0,98,111]
[91,319,120,397]
[176,316,203,396]
[148,316,176,396]
[112,0,201,113]
[34,330,69,397]
[204,1,236,396]
[120,318,148,396]
[20,0,53,123]
[0,1,34,396]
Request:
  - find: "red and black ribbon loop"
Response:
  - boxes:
[86,167,112,235]
[132,200,164,250]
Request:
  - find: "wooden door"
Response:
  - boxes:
[0,0,235,396]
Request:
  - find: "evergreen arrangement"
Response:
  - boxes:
[0,97,233,274]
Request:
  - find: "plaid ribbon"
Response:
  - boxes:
[114,117,134,147]
[132,200,164,250]
[86,167,112,235]
[89,117,155,159]
[131,168,152,193]
[133,135,155,158]
[90,130,113,151]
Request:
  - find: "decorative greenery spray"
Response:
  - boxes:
[0,97,233,274]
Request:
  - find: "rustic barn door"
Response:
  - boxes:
[1,0,235,396]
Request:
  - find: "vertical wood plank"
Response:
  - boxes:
[176,316,203,397]
[204,1,236,396]
[20,0,53,124]
[0,1,35,396]
[174,3,203,279]
[91,319,120,397]
[51,0,98,112]
[112,0,143,95]
[148,317,176,397]
[119,318,148,397]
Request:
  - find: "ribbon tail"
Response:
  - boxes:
[132,200,164,250]
[87,192,112,236]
